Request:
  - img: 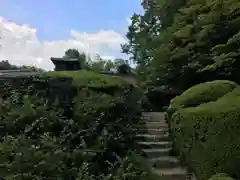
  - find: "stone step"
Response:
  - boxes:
[136,122,168,129]
[143,148,171,158]
[152,167,187,180]
[150,156,180,169]
[137,141,172,149]
[141,117,166,122]
[134,128,169,135]
[135,134,169,142]
[142,112,166,122]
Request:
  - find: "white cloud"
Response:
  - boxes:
[0,16,126,70]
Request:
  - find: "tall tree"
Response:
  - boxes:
[89,54,106,72]
[64,49,87,69]
[123,0,240,90]
[104,60,115,71]
[114,58,129,67]
[162,0,240,88]
[122,0,188,85]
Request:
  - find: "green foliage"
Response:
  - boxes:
[208,174,235,180]
[0,60,18,70]
[0,60,45,71]
[124,0,240,90]
[64,48,88,69]
[86,56,130,73]
[44,70,129,89]
[87,54,113,72]
[170,80,237,108]
[146,85,182,111]
[117,64,131,74]
[167,81,240,180]
[0,71,150,179]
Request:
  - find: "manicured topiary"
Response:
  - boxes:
[44,70,128,89]
[170,80,237,109]
[208,174,235,180]
[169,85,240,180]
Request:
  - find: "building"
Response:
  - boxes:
[50,57,80,71]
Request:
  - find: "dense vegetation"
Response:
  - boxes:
[123,0,240,91]
[61,48,132,73]
[0,70,154,179]
[170,80,238,108]
[0,60,44,72]
[2,0,240,178]
[167,80,240,180]
[123,1,240,179]
[208,174,235,180]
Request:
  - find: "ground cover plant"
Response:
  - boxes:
[0,71,156,180]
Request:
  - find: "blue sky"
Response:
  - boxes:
[0,0,143,40]
[0,0,143,69]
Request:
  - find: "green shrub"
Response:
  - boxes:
[169,84,240,180]
[208,174,235,180]
[146,85,182,111]
[170,80,237,109]
[44,70,129,89]
[0,71,149,179]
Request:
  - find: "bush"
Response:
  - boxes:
[146,85,182,111]
[208,174,235,180]
[117,64,131,74]
[0,71,150,179]
[168,81,240,180]
[170,80,237,109]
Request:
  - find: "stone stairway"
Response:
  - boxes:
[135,112,188,180]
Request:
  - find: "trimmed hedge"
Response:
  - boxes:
[0,71,150,179]
[208,174,235,180]
[168,81,240,180]
[44,70,129,88]
[170,80,237,108]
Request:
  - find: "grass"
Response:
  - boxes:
[43,70,130,88]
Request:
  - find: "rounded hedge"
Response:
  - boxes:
[208,174,235,180]
[170,80,237,108]
[168,82,240,180]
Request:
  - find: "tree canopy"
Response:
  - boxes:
[62,49,133,73]
[64,48,88,69]
[123,0,240,90]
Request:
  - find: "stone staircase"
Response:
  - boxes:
[135,112,188,180]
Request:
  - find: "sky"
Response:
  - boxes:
[0,0,143,70]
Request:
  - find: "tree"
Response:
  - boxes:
[114,58,129,67]
[0,60,17,70]
[104,60,115,71]
[88,57,130,72]
[89,54,106,72]
[64,48,87,69]
[121,0,186,84]
[117,64,131,74]
[123,0,240,90]
[161,0,240,88]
